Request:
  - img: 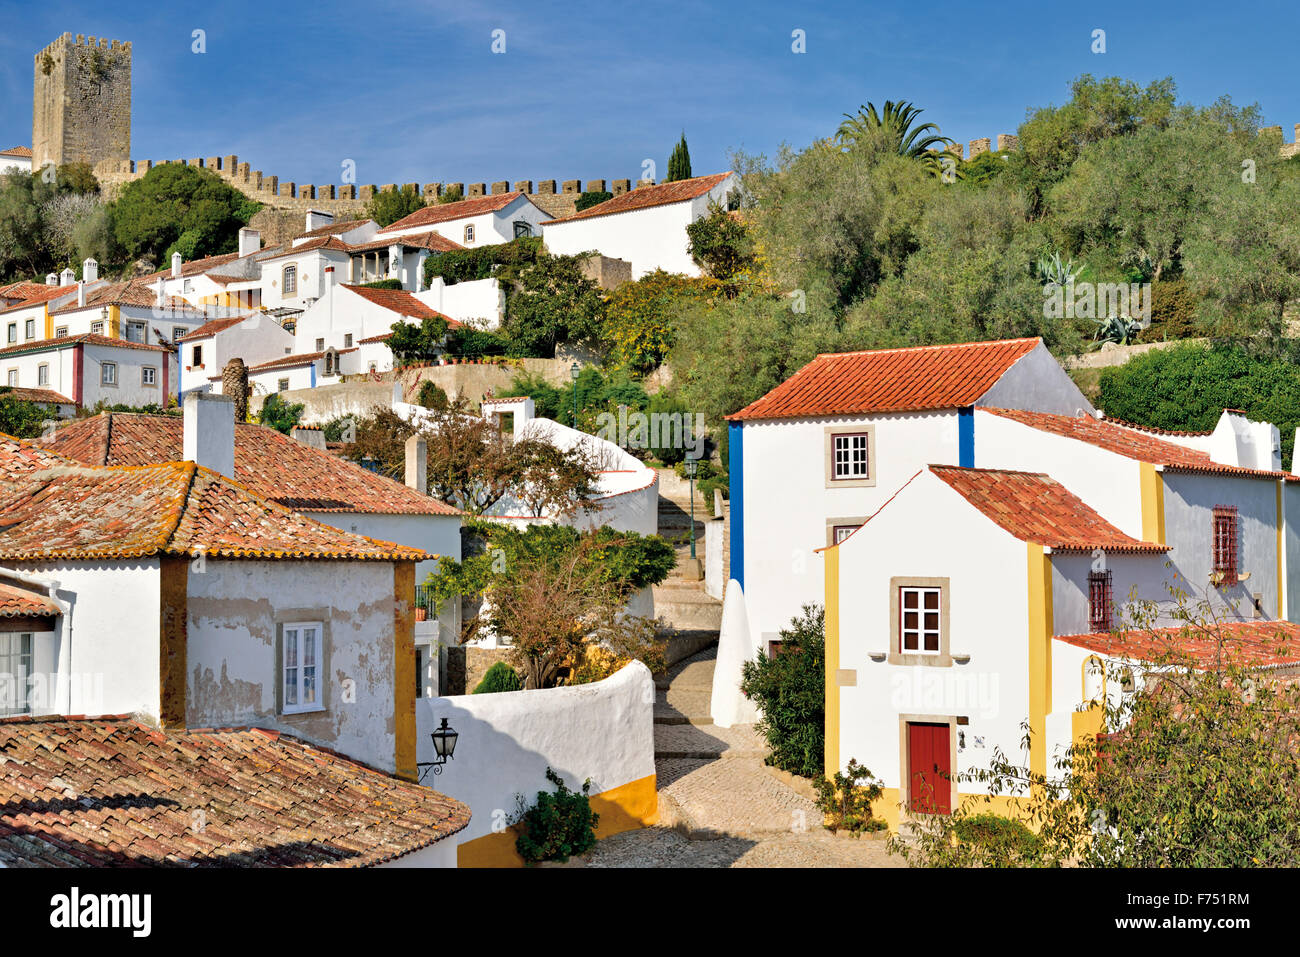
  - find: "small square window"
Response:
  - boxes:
[101,361,117,385]
[90,321,104,335]
[142,366,157,387]
[899,587,942,654]
[833,433,870,480]
[282,622,323,714]
[54,326,68,339]
[37,364,48,386]
[192,345,203,367]
[172,326,186,342]
[278,378,289,392]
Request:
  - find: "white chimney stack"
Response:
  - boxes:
[155,277,166,308]
[324,266,336,287]
[305,209,333,233]
[82,258,99,283]
[59,268,76,287]
[76,283,86,308]
[171,252,183,279]
[183,392,236,478]
[238,227,261,258]
[405,434,428,495]
[45,273,58,286]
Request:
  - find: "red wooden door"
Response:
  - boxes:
[908,722,952,815]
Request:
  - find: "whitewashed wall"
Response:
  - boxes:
[415,661,655,853]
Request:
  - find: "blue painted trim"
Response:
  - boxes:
[958,406,974,468]
[310,363,317,389]
[728,421,744,590]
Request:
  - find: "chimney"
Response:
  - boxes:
[59,268,76,287]
[182,392,236,478]
[45,273,58,286]
[389,244,404,283]
[76,283,86,308]
[237,227,261,258]
[290,425,327,450]
[1209,409,1280,471]
[305,209,334,233]
[404,434,428,494]
[325,266,336,287]
[82,258,98,283]
[155,277,166,307]
[171,252,183,279]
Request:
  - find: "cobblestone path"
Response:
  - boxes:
[582,645,902,868]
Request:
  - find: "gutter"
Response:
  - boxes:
[0,565,74,713]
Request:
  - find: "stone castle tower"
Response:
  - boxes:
[32,33,131,172]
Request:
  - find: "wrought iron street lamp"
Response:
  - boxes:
[570,362,581,428]
[685,457,699,561]
[417,717,459,781]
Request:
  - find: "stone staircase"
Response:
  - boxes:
[653,469,722,644]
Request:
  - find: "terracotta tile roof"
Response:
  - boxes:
[343,285,462,325]
[347,230,464,254]
[0,281,55,302]
[545,173,733,224]
[45,413,461,516]
[294,218,372,241]
[205,272,261,286]
[0,716,470,867]
[0,458,434,561]
[0,386,73,405]
[930,465,1168,553]
[1,146,33,158]
[179,313,258,341]
[377,192,527,233]
[981,408,1293,481]
[0,285,75,313]
[137,252,243,283]
[728,338,1042,421]
[1058,620,1300,670]
[246,348,357,373]
[359,332,391,344]
[0,433,78,478]
[259,237,351,261]
[0,581,60,617]
[1105,416,1214,438]
[0,333,172,359]
[48,280,200,315]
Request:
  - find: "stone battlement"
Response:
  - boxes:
[92,156,647,218]
[35,32,133,59]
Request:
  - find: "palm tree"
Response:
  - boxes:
[836,100,956,176]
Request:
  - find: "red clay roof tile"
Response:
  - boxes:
[343,285,462,325]
[0,581,60,617]
[1058,620,1300,670]
[0,716,470,867]
[377,192,529,232]
[545,173,733,224]
[930,465,1168,553]
[729,338,1042,421]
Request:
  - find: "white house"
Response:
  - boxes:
[178,311,296,397]
[378,192,551,248]
[0,333,178,408]
[541,172,739,278]
[0,146,32,175]
[822,461,1300,829]
[725,337,1093,656]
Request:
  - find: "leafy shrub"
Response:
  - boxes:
[446,327,510,358]
[417,380,449,410]
[1136,279,1198,342]
[814,758,886,834]
[359,278,403,290]
[366,185,425,227]
[424,236,542,286]
[257,393,304,433]
[951,812,1043,863]
[575,190,612,212]
[739,604,825,777]
[515,768,599,864]
[698,471,728,513]
[473,661,523,694]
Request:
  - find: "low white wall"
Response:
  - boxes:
[705,519,724,600]
[415,661,655,854]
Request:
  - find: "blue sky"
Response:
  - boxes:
[1,0,1297,187]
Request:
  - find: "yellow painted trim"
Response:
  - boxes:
[1139,462,1165,545]
[1026,542,1052,775]
[109,304,121,339]
[1277,480,1285,619]
[824,545,841,778]
[393,562,416,781]
[43,304,52,340]
[870,787,1037,833]
[455,773,658,867]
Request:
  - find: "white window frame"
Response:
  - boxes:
[282,621,323,715]
[142,366,157,387]
[90,320,104,335]
[824,424,876,489]
[37,364,49,386]
[24,319,35,340]
[172,326,186,342]
[282,265,297,295]
[5,369,16,387]
[126,321,147,343]
[0,633,32,717]
[833,433,870,480]
[54,325,68,339]
[101,361,117,386]
[464,224,474,243]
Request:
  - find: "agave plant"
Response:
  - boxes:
[836,100,956,176]
[1035,251,1085,287]
[1092,314,1142,346]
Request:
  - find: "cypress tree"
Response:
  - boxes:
[667,133,692,182]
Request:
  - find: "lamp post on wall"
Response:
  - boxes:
[685,457,698,561]
[417,717,459,781]
[570,362,581,429]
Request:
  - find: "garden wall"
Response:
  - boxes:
[416,661,657,867]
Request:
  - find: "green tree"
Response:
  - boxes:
[575,190,612,212]
[386,316,450,364]
[256,393,305,433]
[602,270,716,374]
[111,163,260,266]
[835,100,955,176]
[685,203,757,289]
[366,185,425,227]
[502,253,606,357]
[0,391,57,438]
[667,132,692,182]
[0,170,57,278]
